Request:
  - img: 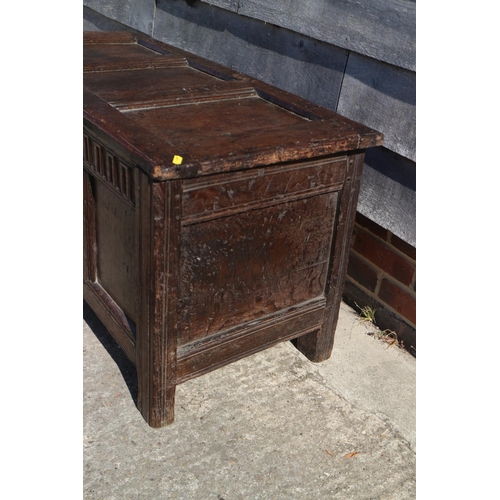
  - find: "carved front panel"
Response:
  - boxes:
[178,159,346,345]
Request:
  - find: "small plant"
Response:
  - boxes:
[354,302,401,349]
[355,302,377,325]
[370,328,399,348]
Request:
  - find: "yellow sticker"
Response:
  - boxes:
[172,155,183,165]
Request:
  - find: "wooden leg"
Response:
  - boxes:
[295,328,334,363]
[136,175,182,427]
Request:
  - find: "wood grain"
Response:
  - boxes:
[153,0,349,110]
[337,53,415,162]
[358,148,416,246]
[177,300,325,383]
[201,0,239,11]
[83,0,156,35]
[178,189,338,344]
[181,157,346,225]
[237,0,416,71]
[295,153,365,361]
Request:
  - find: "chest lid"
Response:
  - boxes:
[84,31,383,180]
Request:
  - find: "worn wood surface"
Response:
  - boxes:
[84,32,382,180]
[178,187,339,343]
[147,181,182,427]
[177,301,325,383]
[83,32,383,426]
[83,154,137,363]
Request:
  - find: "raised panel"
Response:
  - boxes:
[178,192,338,344]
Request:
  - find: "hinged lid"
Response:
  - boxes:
[84,31,383,180]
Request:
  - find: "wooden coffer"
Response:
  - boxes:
[83,31,383,427]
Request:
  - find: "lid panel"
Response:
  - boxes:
[84,67,256,110]
[83,32,383,180]
[123,96,311,166]
[84,43,186,72]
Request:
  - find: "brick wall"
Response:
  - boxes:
[343,213,416,355]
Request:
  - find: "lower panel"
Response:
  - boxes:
[176,298,326,384]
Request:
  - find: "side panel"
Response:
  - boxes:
[83,132,138,360]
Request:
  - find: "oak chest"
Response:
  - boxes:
[83,31,383,427]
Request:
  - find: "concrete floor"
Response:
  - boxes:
[83,300,415,499]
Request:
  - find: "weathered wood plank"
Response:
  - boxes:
[154,0,348,110]
[237,0,416,71]
[359,147,416,246]
[337,53,415,162]
[83,0,156,35]
[201,0,239,11]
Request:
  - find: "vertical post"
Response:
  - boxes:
[136,174,182,427]
[295,152,365,362]
[83,170,97,283]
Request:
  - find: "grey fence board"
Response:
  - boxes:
[201,0,239,11]
[237,0,416,71]
[83,5,139,32]
[337,53,415,162]
[154,0,348,110]
[83,0,156,35]
[359,148,416,246]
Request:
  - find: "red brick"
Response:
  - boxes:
[378,279,416,325]
[353,230,415,286]
[355,213,389,240]
[347,252,378,292]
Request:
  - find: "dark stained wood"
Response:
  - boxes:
[83,160,137,363]
[295,153,365,361]
[83,31,137,44]
[177,300,325,383]
[84,67,256,111]
[84,281,137,363]
[93,171,138,323]
[135,170,153,425]
[178,191,338,343]
[84,43,187,72]
[181,157,346,224]
[83,31,383,426]
[146,181,182,427]
[83,170,97,282]
[84,32,382,181]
